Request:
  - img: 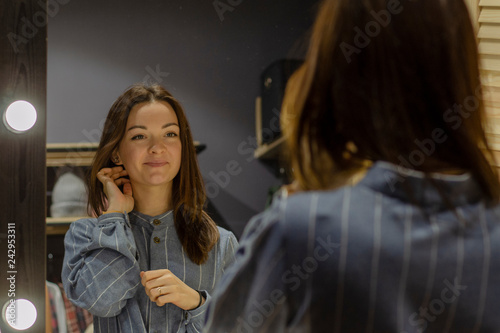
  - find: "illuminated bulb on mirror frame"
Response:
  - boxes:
[3,100,38,133]
[2,299,37,330]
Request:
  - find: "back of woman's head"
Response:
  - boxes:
[284,0,500,200]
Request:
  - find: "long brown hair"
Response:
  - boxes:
[283,0,500,200]
[88,84,219,264]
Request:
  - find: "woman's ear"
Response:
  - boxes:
[111,152,123,165]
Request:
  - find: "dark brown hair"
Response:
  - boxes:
[283,0,500,200]
[88,84,219,264]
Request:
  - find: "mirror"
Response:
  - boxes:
[47,0,318,236]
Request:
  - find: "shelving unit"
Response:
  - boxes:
[46,142,98,236]
[253,96,286,160]
[253,96,291,184]
[45,143,97,285]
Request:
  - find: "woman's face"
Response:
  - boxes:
[116,101,182,189]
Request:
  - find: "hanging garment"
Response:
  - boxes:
[47,284,59,333]
[57,282,93,333]
[46,281,67,333]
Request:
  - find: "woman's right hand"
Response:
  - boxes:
[96,166,134,214]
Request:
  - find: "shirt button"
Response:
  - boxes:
[154,237,161,243]
[153,219,161,225]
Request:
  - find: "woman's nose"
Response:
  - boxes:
[148,137,166,154]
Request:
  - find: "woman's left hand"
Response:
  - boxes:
[140,270,204,310]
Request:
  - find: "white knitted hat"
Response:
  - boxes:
[50,172,88,217]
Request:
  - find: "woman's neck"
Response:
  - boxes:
[131,183,173,217]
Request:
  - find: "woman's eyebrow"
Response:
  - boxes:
[127,125,146,131]
[162,123,179,129]
[127,123,179,132]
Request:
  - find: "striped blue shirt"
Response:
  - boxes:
[62,210,237,332]
[204,161,500,332]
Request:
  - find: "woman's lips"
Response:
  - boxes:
[144,161,167,167]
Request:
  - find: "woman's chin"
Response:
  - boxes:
[144,177,172,187]
[128,173,174,188]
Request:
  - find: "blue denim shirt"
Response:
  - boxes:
[62,210,237,332]
[204,162,500,332]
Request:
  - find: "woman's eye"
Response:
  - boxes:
[166,132,178,137]
[132,134,145,140]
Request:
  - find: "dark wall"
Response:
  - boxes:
[47,0,319,237]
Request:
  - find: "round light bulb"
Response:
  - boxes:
[2,299,37,330]
[3,100,38,133]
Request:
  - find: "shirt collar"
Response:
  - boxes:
[129,209,174,227]
[358,161,484,210]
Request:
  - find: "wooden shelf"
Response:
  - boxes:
[46,224,70,236]
[47,142,99,167]
[46,216,89,224]
[47,142,100,150]
[254,136,285,160]
[46,217,91,235]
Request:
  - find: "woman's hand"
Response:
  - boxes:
[96,166,134,213]
[140,270,204,310]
